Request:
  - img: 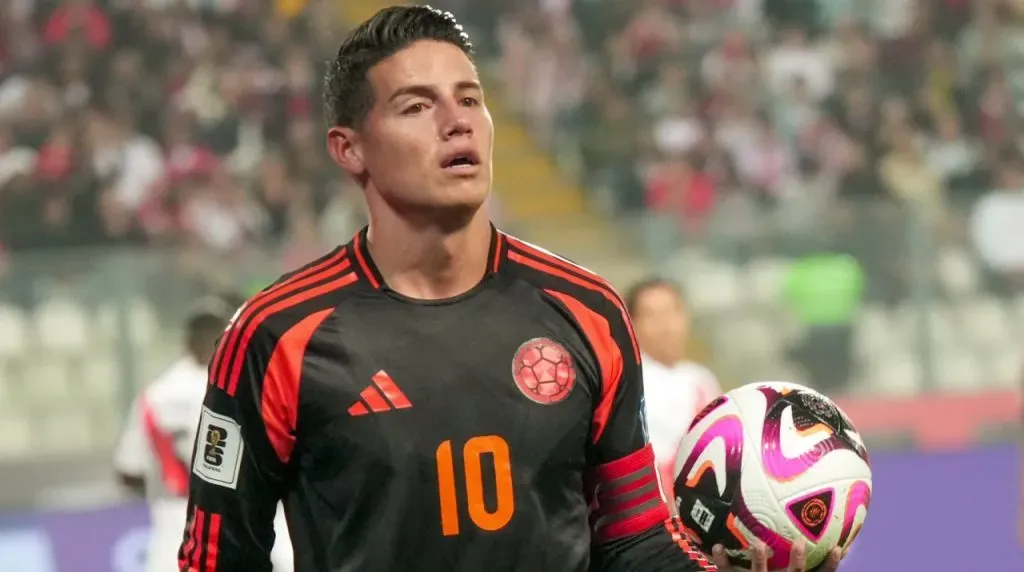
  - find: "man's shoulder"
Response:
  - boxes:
[233,246,366,339]
[501,233,624,314]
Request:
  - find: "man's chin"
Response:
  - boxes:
[408,196,489,231]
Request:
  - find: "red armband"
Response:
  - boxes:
[589,444,670,542]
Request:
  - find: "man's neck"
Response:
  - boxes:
[365,207,493,300]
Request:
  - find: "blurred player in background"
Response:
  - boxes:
[114,296,293,572]
[626,278,721,506]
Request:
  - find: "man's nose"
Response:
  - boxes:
[440,105,473,140]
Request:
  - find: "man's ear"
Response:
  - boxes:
[326,127,364,176]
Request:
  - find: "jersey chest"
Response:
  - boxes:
[294,290,598,534]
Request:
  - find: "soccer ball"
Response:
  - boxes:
[673,382,871,571]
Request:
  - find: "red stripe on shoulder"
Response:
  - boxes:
[544,289,622,444]
[590,444,670,542]
[211,253,356,396]
[224,270,356,396]
[507,241,640,363]
[209,247,347,388]
[261,308,333,464]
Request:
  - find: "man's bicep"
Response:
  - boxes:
[590,293,648,464]
[554,289,667,540]
[180,332,285,572]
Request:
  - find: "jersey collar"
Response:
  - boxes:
[350,224,506,291]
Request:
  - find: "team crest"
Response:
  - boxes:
[511,337,576,405]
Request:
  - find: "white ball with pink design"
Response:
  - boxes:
[672,382,872,571]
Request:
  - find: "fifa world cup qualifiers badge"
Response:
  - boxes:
[204,425,228,466]
[193,406,245,489]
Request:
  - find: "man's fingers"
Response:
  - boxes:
[821,547,842,572]
[711,545,733,570]
[751,541,769,572]
[788,540,807,572]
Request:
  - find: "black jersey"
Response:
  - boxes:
[179,226,716,572]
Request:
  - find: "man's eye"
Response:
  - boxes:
[461,97,479,107]
[403,103,426,115]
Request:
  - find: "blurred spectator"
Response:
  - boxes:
[782,246,865,391]
[0,0,362,309]
[970,165,1024,294]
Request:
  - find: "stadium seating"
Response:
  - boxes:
[668,244,1024,396]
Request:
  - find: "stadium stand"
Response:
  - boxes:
[0,0,1021,505]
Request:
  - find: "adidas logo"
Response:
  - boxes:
[348,370,412,416]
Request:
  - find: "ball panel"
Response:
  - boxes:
[689,394,730,432]
[777,478,872,569]
[836,479,871,552]
[673,396,744,498]
[782,487,834,543]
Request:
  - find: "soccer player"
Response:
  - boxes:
[625,278,721,504]
[177,6,839,572]
[114,296,293,572]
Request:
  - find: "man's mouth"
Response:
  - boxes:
[441,151,480,170]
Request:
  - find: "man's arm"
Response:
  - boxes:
[179,324,288,572]
[113,395,148,495]
[545,289,716,572]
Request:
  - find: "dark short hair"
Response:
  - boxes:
[624,277,685,316]
[185,295,236,346]
[323,5,474,128]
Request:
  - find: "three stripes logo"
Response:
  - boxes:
[348,370,412,416]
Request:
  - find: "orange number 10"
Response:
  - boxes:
[436,435,515,536]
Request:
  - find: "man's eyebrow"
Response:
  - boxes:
[388,81,483,102]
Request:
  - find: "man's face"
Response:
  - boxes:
[329,40,493,218]
[632,285,689,365]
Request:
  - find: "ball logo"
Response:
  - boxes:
[511,337,576,405]
[800,498,827,528]
[784,488,835,543]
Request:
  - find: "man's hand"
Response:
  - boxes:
[710,540,842,572]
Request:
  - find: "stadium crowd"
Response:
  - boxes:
[1,0,1022,385]
[0,0,368,307]
[474,0,1024,298]
[3,0,1023,301]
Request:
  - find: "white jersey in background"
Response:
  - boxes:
[114,356,294,572]
[641,355,722,503]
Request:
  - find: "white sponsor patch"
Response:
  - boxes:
[192,406,244,489]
